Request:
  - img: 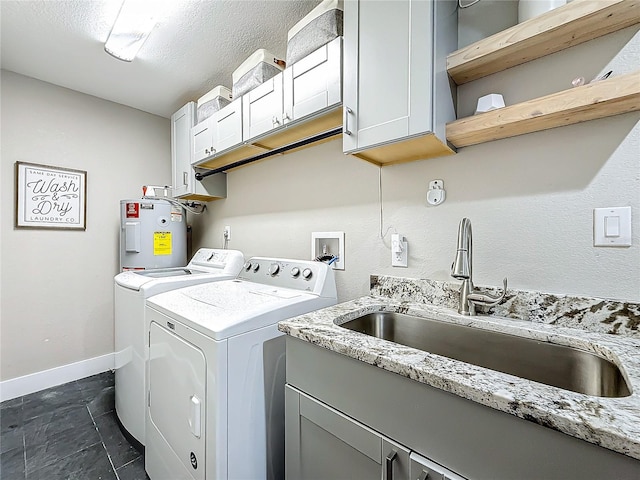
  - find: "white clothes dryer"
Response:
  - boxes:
[144,257,337,480]
[114,248,244,448]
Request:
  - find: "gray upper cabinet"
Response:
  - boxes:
[342,0,457,166]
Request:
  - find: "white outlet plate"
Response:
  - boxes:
[391,233,408,267]
[223,225,231,240]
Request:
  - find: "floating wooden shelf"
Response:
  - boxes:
[447,0,640,85]
[446,72,640,148]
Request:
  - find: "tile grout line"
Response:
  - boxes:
[87,404,121,480]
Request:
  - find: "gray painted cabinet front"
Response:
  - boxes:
[342,0,456,154]
[286,385,411,480]
[284,337,640,480]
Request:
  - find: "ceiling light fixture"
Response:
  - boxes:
[104,0,160,62]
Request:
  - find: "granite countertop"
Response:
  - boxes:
[277,277,640,461]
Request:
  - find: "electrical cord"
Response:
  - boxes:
[378,166,396,240]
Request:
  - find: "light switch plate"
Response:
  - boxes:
[593,206,632,247]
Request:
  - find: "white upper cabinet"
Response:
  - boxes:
[191,117,214,164]
[283,36,342,123]
[172,102,226,201]
[242,73,284,141]
[212,99,243,154]
[192,38,343,172]
[192,99,243,164]
[171,102,196,197]
[343,0,457,165]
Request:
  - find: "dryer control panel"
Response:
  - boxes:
[238,257,336,297]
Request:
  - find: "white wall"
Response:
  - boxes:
[0,71,171,382]
[191,26,640,304]
[1,20,637,386]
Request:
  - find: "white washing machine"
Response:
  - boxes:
[114,248,244,448]
[144,257,337,480]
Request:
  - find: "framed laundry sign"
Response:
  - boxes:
[15,162,87,230]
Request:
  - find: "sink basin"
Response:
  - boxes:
[338,312,631,398]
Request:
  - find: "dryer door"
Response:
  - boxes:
[148,321,206,480]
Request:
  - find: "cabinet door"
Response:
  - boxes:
[343,0,433,153]
[285,385,410,480]
[191,118,214,164]
[171,102,196,197]
[212,99,242,154]
[283,37,342,123]
[242,72,284,141]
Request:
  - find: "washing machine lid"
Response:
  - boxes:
[114,248,244,291]
[115,268,216,290]
[147,280,334,340]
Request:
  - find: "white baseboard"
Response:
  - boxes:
[0,352,115,402]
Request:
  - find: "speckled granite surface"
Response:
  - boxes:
[370,275,640,337]
[278,276,640,460]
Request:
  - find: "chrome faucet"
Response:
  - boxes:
[451,218,507,315]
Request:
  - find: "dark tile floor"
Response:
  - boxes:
[0,371,148,480]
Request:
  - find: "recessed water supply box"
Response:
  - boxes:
[311,231,344,270]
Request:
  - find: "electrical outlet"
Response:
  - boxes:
[391,233,408,267]
[223,225,231,241]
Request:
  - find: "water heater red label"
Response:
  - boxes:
[126,202,139,218]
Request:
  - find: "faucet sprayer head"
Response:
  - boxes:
[451,250,470,279]
[451,217,472,279]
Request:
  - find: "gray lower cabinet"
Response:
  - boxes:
[286,385,411,480]
[285,337,640,480]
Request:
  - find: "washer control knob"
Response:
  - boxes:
[253,263,260,272]
[302,268,313,280]
[243,262,252,271]
[291,267,300,278]
[269,263,280,276]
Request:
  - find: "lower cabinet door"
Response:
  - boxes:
[285,385,410,480]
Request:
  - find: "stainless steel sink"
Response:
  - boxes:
[338,312,631,398]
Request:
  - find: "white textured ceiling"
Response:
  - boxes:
[1,0,321,118]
